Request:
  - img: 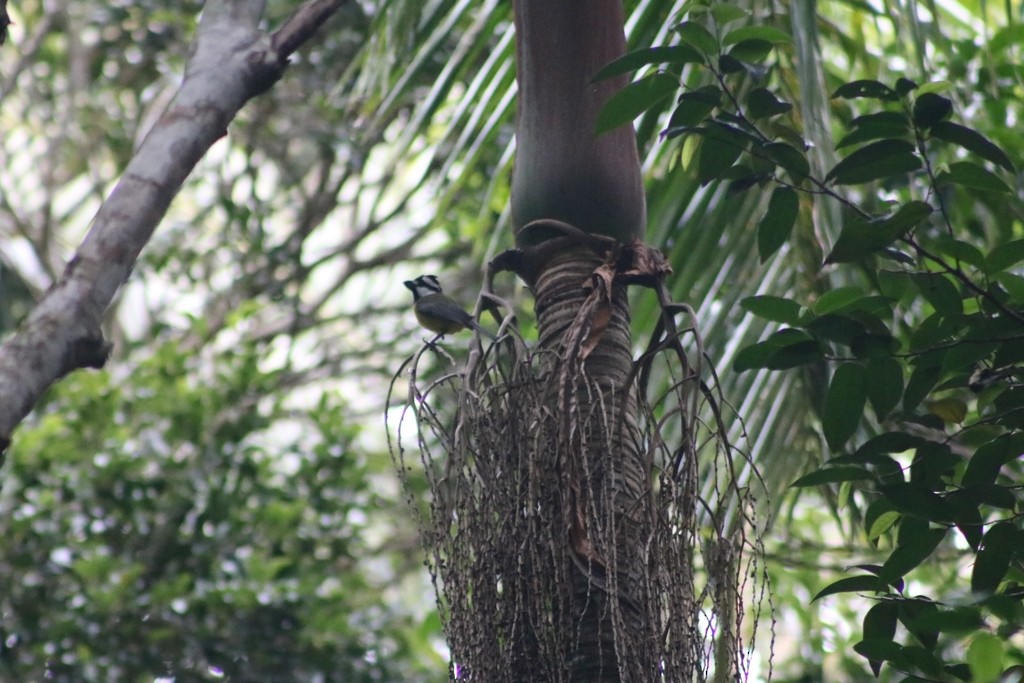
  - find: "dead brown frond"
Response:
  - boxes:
[386,274,772,682]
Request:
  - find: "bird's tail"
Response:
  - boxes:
[470,320,497,340]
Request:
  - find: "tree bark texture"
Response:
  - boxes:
[511,2,652,679]
[511,0,646,245]
[0,0,344,451]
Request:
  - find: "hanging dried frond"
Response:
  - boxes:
[387,257,772,682]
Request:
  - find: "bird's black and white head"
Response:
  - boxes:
[404,274,443,300]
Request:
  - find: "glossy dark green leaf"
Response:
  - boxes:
[823,363,867,451]
[880,528,946,582]
[955,484,1017,510]
[962,433,1024,486]
[880,482,956,523]
[854,432,925,458]
[813,287,864,315]
[722,25,792,45]
[895,77,919,95]
[904,606,983,634]
[865,357,903,421]
[595,72,678,134]
[728,38,773,63]
[854,638,907,675]
[757,187,799,261]
[833,79,899,101]
[826,139,922,184]
[668,85,722,128]
[791,465,873,488]
[865,498,900,541]
[837,112,911,149]
[929,121,1016,173]
[903,363,942,412]
[972,522,1017,596]
[898,600,939,650]
[812,575,887,602]
[740,294,804,325]
[932,237,985,269]
[763,142,810,181]
[716,54,746,74]
[947,491,984,550]
[864,600,899,642]
[826,202,932,264]
[912,92,952,128]
[734,329,822,372]
[911,273,962,316]
[936,161,1012,193]
[592,46,703,82]
[697,122,747,185]
[746,88,793,119]
[674,21,719,55]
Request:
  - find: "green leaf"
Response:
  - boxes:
[932,237,985,269]
[746,88,793,120]
[727,38,773,63]
[911,92,952,128]
[813,575,887,602]
[592,45,705,81]
[709,3,749,24]
[879,528,946,583]
[813,286,864,315]
[929,121,1016,173]
[733,329,822,372]
[912,273,962,316]
[833,79,899,101]
[936,161,1012,193]
[968,633,1005,683]
[903,363,942,412]
[880,483,956,523]
[791,465,873,488]
[722,25,792,45]
[763,142,810,181]
[972,522,1018,596]
[823,363,867,451]
[667,85,722,128]
[674,21,719,55]
[863,600,898,642]
[854,638,907,676]
[595,72,679,134]
[904,606,983,634]
[740,295,804,325]
[826,139,922,185]
[697,122,747,185]
[963,433,1024,486]
[757,187,799,261]
[837,112,910,149]
[826,202,932,264]
[985,239,1024,274]
[865,358,903,421]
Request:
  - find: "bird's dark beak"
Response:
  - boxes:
[403,280,415,291]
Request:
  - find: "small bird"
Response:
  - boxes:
[404,274,496,339]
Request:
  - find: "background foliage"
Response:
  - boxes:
[0,0,1021,681]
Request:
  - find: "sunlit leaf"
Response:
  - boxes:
[722,25,792,45]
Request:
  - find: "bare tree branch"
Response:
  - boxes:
[0,0,346,451]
